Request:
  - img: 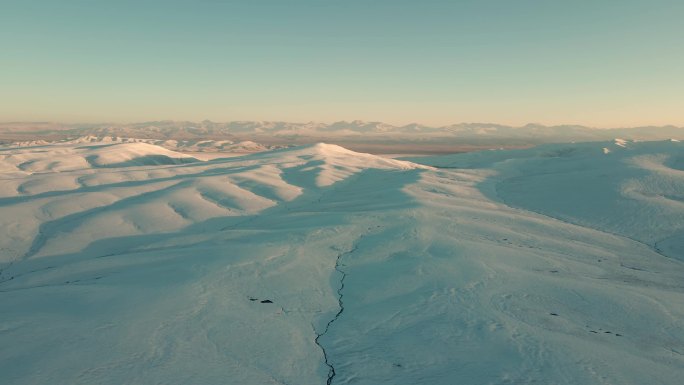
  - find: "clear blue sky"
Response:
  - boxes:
[1,0,683,126]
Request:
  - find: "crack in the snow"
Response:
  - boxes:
[314,244,357,385]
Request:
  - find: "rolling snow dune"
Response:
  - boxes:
[0,141,683,384]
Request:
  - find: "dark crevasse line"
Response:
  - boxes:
[314,244,358,385]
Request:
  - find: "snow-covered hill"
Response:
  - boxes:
[0,142,199,175]
[0,141,683,384]
[415,139,684,262]
[2,135,279,154]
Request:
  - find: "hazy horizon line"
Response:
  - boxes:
[2,120,683,131]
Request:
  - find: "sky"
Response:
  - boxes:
[1,0,683,127]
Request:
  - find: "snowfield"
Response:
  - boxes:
[0,140,683,384]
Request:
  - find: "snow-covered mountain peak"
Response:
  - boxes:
[264,142,429,172]
[308,142,357,154]
[614,138,630,147]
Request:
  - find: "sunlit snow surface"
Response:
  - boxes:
[0,140,683,384]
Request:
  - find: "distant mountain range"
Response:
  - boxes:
[1,120,682,147]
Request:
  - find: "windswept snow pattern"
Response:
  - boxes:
[0,140,683,384]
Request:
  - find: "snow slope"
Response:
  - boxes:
[0,141,198,175]
[415,139,684,261]
[0,141,683,384]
